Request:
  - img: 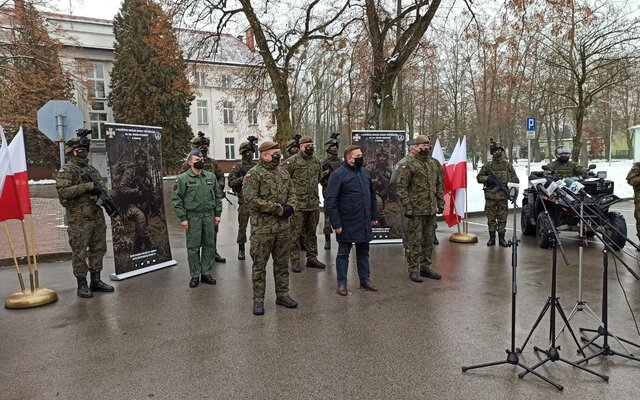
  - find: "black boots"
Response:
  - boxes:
[324,234,331,250]
[487,231,496,246]
[215,252,226,263]
[76,277,93,298]
[90,271,115,292]
[238,243,245,260]
[498,232,508,247]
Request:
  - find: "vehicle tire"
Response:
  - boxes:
[604,211,627,251]
[521,203,536,236]
[536,212,553,249]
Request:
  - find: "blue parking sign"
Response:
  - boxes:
[526,117,536,131]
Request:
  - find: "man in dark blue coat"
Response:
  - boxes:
[326,145,379,296]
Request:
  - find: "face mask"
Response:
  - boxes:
[493,152,503,160]
[242,152,254,161]
[193,160,205,170]
[327,148,338,156]
[270,154,281,164]
[289,148,298,155]
[354,157,364,167]
[75,148,88,159]
[304,147,315,156]
[558,155,569,163]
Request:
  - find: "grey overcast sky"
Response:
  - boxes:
[50,0,123,19]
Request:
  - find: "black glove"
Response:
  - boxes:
[486,176,497,187]
[281,204,294,219]
[437,207,444,215]
[89,184,101,196]
[404,210,414,219]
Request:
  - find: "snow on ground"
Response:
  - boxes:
[466,159,634,213]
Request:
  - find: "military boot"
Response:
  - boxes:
[76,277,93,298]
[253,301,264,315]
[498,232,508,247]
[90,271,115,292]
[215,252,226,263]
[487,231,496,246]
[324,234,331,250]
[306,258,326,269]
[238,243,245,260]
[275,295,299,308]
[433,236,439,245]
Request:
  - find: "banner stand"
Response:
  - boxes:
[110,260,177,281]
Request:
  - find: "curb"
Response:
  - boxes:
[0,252,72,268]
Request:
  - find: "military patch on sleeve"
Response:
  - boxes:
[401,165,407,169]
[245,173,251,180]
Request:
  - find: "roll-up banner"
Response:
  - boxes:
[104,123,176,280]
[351,130,405,243]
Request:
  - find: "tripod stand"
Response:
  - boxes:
[576,248,640,364]
[516,211,608,382]
[462,194,562,390]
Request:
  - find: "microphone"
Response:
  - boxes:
[563,178,592,198]
[507,182,519,200]
[531,178,556,196]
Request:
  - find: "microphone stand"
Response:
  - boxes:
[517,203,608,383]
[462,191,562,391]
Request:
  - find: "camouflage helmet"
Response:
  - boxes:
[286,139,300,152]
[64,136,90,155]
[555,145,571,163]
[489,141,505,154]
[239,141,253,154]
[192,131,210,147]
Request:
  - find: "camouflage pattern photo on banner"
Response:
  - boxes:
[104,123,175,278]
[351,130,405,242]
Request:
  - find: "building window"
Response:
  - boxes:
[197,100,208,124]
[223,100,234,124]
[195,71,207,87]
[89,112,108,139]
[225,137,235,159]
[248,102,258,125]
[221,74,232,88]
[85,61,106,99]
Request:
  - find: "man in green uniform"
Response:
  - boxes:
[243,140,299,315]
[228,139,258,260]
[396,135,444,283]
[172,149,223,288]
[543,145,588,178]
[191,131,227,263]
[285,135,326,272]
[284,134,301,160]
[626,162,640,241]
[320,134,341,250]
[56,134,115,298]
[476,141,519,247]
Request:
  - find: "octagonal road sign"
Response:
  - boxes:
[37,100,84,142]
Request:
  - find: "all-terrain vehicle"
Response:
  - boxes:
[520,165,627,250]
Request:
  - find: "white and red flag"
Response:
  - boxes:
[432,138,457,227]
[443,136,468,226]
[0,127,32,222]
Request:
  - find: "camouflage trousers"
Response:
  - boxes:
[323,208,333,235]
[290,210,319,262]
[236,203,251,244]
[67,214,107,277]
[406,214,436,273]
[250,232,290,301]
[400,211,437,250]
[185,212,216,277]
[485,197,508,233]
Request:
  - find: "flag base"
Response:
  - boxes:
[449,232,478,243]
[4,287,58,309]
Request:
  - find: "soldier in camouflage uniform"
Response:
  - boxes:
[190,132,227,263]
[284,135,305,249]
[626,162,640,240]
[320,134,341,250]
[396,135,444,283]
[228,141,258,260]
[113,149,155,252]
[172,149,223,288]
[243,140,299,315]
[285,135,326,272]
[477,141,519,247]
[543,145,588,178]
[56,135,115,298]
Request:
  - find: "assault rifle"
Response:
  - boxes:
[485,167,511,198]
[79,170,121,218]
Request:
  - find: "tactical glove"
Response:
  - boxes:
[486,176,497,187]
[281,204,294,219]
[404,210,414,219]
[436,207,444,215]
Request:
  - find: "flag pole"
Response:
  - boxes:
[3,222,26,293]
[449,190,478,244]
[28,214,39,288]
[19,220,35,293]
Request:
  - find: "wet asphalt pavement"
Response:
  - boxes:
[1,187,640,399]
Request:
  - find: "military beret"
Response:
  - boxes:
[415,135,430,144]
[299,135,313,145]
[188,149,203,158]
[258,140,280,152]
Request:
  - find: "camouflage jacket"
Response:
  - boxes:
[284,152,322,211]
[243,160,297,235]
[477,157,519,200]
[543,160,587,179]
[390,154,410,189]
[626,162,640,191]
[181,156,225,188]
[320,154,341,190]
[228,159,258,204]
[171,169,223,221]
[395,155,444,215]
[55,158,105,220]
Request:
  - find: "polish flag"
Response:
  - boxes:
[448,136,468,219]
[442,139,462,227]
[0,127,32,222]
[433,139,458,227]
[0,127,8,199]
